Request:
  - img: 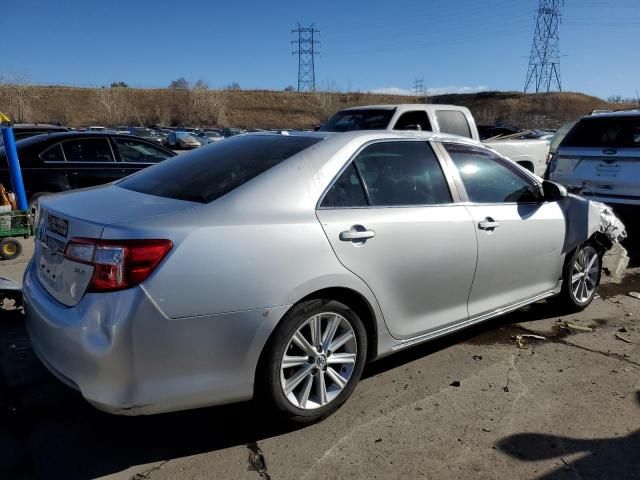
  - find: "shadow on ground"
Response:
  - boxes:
[0,228,638,479]
[497,392,640,480]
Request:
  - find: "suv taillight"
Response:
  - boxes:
[64,238,173,292]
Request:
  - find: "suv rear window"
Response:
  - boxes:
[118,135,322,203]
[319,109,394,132]
[562,116,640,148]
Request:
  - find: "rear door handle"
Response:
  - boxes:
[340,226,375,242]
[478,217,501,231]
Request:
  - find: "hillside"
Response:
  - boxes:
[0,85,615,130]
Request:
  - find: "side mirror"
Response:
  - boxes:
[542,180,567,202]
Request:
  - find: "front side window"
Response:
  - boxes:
[115,138,172,163]
[321,141,451,208]
[394,111,432,132]
[436,110,472,138]
[62,138,114,162]
[444,143,540,203]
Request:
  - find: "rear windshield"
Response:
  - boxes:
[118,135,322,203]
[319,109,394,132]
[561,116,640,148]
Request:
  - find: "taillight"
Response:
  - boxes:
[64,238,172,292]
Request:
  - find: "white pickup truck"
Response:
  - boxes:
[318,104,550,176]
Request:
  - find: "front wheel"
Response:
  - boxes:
[556,244,601,312]
[260,299,367,423]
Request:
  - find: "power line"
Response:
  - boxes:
[524,0,563,93]
[291,23,320,92]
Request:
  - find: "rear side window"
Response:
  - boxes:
[40,144,65,162]
[62,138,114,162]
[321,164,368,208]
[119,135,322,203]
[394,111,432,132]
[436,110,472,138]
[321,141,451,207]
[561,116,640,148]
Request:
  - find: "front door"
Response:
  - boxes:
[316,140,478,339]
[442,142,566,317]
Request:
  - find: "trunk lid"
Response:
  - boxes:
[34,184,199,306]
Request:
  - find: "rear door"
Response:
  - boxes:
[316,140,477,339]
[442,142,566,317]
[61,137,121,189]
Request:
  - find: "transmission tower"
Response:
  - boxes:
[523,0,563,93]
[413,78,426,97]
[292,23,320,92]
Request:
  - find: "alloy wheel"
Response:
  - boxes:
[279,312,357,410]
[570,247,599,304]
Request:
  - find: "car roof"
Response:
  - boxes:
[339,104,469,113]
[582,109,640,119]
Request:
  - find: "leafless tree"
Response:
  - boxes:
[2,74,37,123]
[312,80,341,122]
[95,86,126,125]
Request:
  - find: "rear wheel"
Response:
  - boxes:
[260,299,367,423]
[0,238,22,260]
[556,243,601,311]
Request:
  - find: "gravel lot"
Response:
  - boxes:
[1,235,639,480]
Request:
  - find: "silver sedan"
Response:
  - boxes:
[24,131,612,421]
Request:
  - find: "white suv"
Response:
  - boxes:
[547,111,640,205]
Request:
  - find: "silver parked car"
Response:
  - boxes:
[25,131,612,421]
[547,111,640,205]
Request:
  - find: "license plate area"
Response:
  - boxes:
[47,214,69,238]
[595,162,622,178]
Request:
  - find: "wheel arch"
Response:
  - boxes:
[253,286,380,396]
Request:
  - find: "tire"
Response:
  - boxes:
[0,238,22,260]
[555,243,601,312]
[259,298,367,423]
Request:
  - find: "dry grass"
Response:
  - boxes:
[0,85,618,130]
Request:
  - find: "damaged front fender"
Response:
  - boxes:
[562,194,627,254]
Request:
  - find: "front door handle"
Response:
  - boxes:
[478,217,501,231]
[340,225,375,242]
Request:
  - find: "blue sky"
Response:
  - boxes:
[1,0,638,99]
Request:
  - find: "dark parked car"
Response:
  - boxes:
[0,123,69,146]
[0,132,176,207]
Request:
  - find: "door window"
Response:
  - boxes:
[444,143,540,203]
[320,164,368,208]
[62,138,114,162]
[40,143,66,163]
[435,110,472,138]
[322,141,451,207]
[394,111,432,131]
[115,138,172,163]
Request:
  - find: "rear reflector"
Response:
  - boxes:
[64,238,172,292]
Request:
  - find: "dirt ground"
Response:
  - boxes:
[1,230,639,480]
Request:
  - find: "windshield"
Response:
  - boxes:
[118,134,323,203]
[176,132,194,139]
[561,116,640,148]
[319,109,395,132]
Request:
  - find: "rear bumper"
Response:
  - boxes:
[23,262,289,415]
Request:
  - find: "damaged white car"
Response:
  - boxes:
[24,131,626,421]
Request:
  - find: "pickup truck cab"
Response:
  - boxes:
[319,104,549,176]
